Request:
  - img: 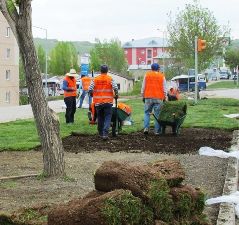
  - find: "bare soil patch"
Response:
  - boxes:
[63,127,232,154]
[0,128,233,224]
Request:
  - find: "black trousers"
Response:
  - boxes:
[64,96,76,123]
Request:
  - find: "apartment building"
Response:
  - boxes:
[0,13,19,106]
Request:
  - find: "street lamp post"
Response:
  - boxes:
[157,29,167,73]
[33,26,48,96]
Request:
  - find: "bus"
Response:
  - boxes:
[171,74,206,92]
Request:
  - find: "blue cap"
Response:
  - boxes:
[151,63,160,71]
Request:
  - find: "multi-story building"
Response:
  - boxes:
[122,37,170,70]
[0,13,19,106]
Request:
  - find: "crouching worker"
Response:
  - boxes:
[167,87,180,101]
[88,102,132,126]
[88,65,118,140]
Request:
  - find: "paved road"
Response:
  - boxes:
[0,100,65,123]
[200,89,239,100]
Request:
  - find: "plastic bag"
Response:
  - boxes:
[206,192,239,217]
[199,146,239,159]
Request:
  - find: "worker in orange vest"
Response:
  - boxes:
[89,65,118,140]
[167,87,180,101]
[141,63,167,135]
[78,74,92,108]
[62,69,78,124]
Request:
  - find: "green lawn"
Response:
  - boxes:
[207,81,239,89]
[0,98,238,151]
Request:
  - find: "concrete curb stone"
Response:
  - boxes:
[217,130,239,225]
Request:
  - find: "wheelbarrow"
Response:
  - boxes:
[111,98,130,136]
[88,98,131,137]
[152,101,187,136]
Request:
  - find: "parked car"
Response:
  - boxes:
[219,71,229,79]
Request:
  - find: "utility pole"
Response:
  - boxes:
[33,26,48,96]
[194,36,198,104]
[195,37,206,103]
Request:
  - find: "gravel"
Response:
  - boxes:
[0,150,228,224]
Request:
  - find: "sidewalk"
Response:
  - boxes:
[0,100,65,123]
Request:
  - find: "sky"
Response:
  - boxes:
[31,0,239,43]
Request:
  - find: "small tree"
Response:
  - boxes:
[90,38,127,73]
[167,0,228,72]
[225,49,239,70]
[0,0,65,177]
[49,41,79,75]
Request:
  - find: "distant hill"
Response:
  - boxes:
[33,38,95,55]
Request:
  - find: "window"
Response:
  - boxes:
[5,91,10,103]
[6,48,10,58]
[6,70,10,80]
[147,50,152,58]
[6,27,10,37]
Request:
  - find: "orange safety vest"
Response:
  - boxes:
[168,88,180,100]
[81,76,92,91]
[117,102,132,115]
[63,76,77,98]
[144,71,165,100]
[93,74,114,104]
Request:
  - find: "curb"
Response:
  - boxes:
[217,130,239,225]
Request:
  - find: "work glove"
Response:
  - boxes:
[142,98,145,103]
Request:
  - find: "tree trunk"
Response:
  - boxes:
[0,0,65,177]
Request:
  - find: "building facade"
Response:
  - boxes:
[0,13,19,106]
[122,37,170,70]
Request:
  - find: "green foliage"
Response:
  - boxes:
[120,80,142,96]
[19,94,29,105]
[48,41,79,75]
[17,208,47,224]
[19,57,26,88]
[194,191,206,215]
[6,0,16,14]
[90,39,128,73]
[207,81,239,89]
[36,44,46,73]
[148,179,173,222]
[0,181,17,189]
[102,191,153,225]
[225,49,239,70]
[176,193,192,218]
[159,101,187,123]
[167,0,228,72]
[62,175,75,182]
[37,172,48,180]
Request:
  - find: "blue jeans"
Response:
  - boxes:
[144,99,163,133]
[79,90,92,108]
[96,103,112,137]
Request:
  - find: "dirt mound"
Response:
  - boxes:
[49,160,210,225]
[94,160,185,200]
[62,128,232,154]
[48,189,152,225]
